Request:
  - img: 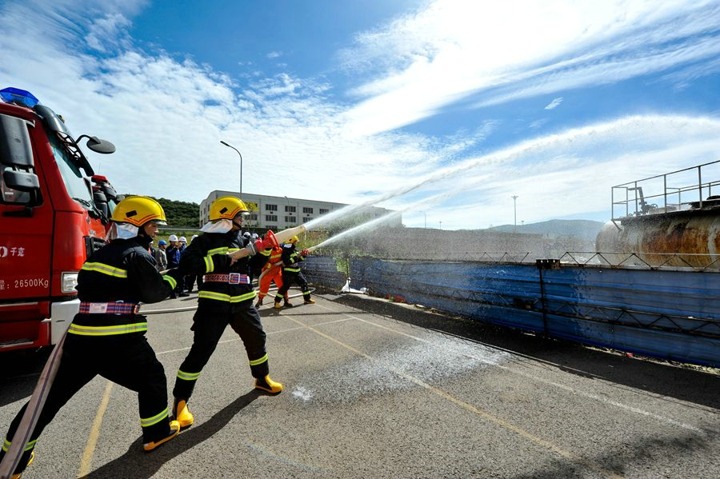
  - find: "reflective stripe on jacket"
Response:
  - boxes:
[179,230,270,312]
[71,237,176,336]
[281,243,304,273]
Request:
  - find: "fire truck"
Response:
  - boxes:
[0,87,118,352]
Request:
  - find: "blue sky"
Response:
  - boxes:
[2,0,720,229]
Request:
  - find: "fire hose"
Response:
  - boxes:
[0,333,66,479]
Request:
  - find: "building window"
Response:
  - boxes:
[285,216,296,223]
[267,225,278,231]
[303,207,314,214]
[303,217,313,223]
[248,214,258,220]
[266,204,277,211]
[265,215,277,222]
[285,205,296,213]
[319,208,329,214]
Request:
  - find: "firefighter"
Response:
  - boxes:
[171,196,282,429]
[0,196,182,478]
[255,243,288,307]
[273,236,315,309]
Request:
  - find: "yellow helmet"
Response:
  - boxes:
[288,235,299,244]
[111,196,167,227]
[209,196,249,221]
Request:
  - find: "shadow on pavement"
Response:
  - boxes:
[83,390,260,479]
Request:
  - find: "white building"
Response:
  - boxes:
[199,190,398,230]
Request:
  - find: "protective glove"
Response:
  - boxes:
[300,249,310,257]
[255,230,279,251]
[229,231,279,261]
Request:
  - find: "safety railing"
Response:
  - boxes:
[611,160,720,221]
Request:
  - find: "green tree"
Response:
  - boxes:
[155,198,199,227]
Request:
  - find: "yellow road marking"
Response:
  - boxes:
[78,381,113,477]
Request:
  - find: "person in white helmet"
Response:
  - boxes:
[166,235,185,297]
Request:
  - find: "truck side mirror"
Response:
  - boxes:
[0,113,41,206]
[3,170,39,191]
[77,135,115,154]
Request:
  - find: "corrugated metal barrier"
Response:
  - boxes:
[303,255,720,368]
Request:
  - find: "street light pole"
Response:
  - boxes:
[220,140,243,197]
[512,195,518,231]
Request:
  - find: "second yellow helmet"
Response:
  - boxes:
[209,196,249,221]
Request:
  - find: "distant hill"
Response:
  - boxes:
[487,219,606,243]
[155,198,199,227]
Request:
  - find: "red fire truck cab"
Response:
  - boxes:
[0,87,117,351]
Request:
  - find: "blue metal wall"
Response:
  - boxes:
[304,256,720,368]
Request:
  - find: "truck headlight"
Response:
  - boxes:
[61,272,79,294]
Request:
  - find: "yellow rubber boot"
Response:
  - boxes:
[173,399,194,429]
[255,375,283,394]
[10,450,34,479]
[143,420,180,452]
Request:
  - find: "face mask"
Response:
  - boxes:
[200,219,233,233]
[106,222,139,241]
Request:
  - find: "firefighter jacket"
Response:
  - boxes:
[178,230,270,313]
[262,245,284,272]
[281,243,305,273]
[70,236,179,337]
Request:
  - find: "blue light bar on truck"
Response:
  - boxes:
[0,87,40,108]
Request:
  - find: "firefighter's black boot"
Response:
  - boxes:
[172,398,194,429]
[255,375,283,394]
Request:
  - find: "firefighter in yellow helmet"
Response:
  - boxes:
[171,196,281,430]
[274,235,314,308]
[0,197,182,478]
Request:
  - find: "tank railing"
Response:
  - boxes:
[611,160,720,221]
[559,251,720,270]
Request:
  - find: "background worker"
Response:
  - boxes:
[154,239,168,272]
[171,196,282,429]
[274,236,314,309]
[166,235,187,297]
[255,243,288,308]
[0,197,182,478]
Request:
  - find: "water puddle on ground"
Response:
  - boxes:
[290,335,511,404]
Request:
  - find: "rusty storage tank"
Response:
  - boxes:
[596,202,720,268]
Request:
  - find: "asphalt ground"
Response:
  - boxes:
[1,288,719,478]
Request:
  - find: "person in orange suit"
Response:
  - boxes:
[255,244,288,307]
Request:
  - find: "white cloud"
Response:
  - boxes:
[340,0,720,135]
[1,0,718,233]
[544,98,562,110]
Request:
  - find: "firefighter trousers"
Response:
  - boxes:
[173,303,269,402]
[276,271,311,301]
[258,266,284,300]
[0,332,173,472]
